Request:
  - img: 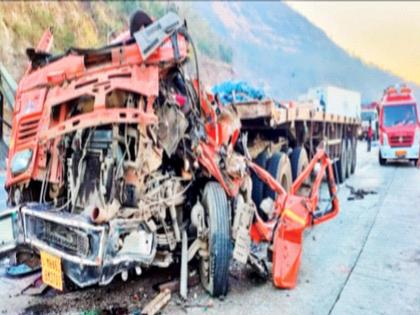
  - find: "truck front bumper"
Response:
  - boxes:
[0,205,157,288]
[380,144,419,160]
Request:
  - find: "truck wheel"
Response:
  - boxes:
[333,160,342,184]
[346,139,352,178]
[199,182,231,297]
[350,138,357,174]
[251,150,269,210]
[379,151,386,166]
[264,152,292,200]
[337,140,347,182]
[290,147,309,181]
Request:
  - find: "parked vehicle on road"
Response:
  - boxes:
[298,85,361,119]
[361,103,379,140]
[378,85,420,165]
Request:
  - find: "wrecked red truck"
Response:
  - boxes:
[0,12,345,297]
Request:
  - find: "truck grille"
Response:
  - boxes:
[16,115,41,149]
[389,135,413,147]
[25,214,91,258]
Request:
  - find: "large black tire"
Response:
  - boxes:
[337,140,347,183]
[251,150,269,209]
[350,138,357,174]
[290,146,309,181]
[345,139,352,178]
[379,151,386,166]
[199,182,231,297]
[264,152,292,201]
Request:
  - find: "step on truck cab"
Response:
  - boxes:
[378,85,420,165]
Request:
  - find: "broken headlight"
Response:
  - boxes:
[10,149,33,176]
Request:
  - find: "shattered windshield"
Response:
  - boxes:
[383,104,417,127]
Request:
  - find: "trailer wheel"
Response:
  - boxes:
[350,138,357,174]
[345,139,352,178]
[251,150,269,209]
[337,139,347,182]
[264,152,292,200]
[199,182,231,297]
[290,147,309,181]
[379,151,386,166]
[333,160,343,184]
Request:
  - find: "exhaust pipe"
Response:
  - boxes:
[90,200,121,224]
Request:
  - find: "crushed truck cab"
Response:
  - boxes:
[0,11,342,297]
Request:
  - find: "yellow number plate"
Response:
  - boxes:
[40,251,63,291]
[395,150,407,157]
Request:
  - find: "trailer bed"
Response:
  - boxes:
[233,99,360,127]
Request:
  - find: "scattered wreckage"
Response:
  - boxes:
[0,12,344,298]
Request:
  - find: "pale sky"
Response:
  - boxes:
[286,1,420,85]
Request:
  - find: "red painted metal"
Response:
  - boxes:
[6,30,188,188]
[248,149,339,288]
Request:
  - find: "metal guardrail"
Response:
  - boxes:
[0,62,16,147]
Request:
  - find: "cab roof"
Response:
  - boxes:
[382,85,416,105]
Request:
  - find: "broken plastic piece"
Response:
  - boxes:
[6,263,41,277]
[141,289,171,315]
[134,12,182,60]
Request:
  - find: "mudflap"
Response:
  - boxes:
[272,196,310,289]
[0,207,20,255]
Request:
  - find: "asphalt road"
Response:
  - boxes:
[0,142,419,315]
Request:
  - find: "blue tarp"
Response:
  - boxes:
[212,81,265,105]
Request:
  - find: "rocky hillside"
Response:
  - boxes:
[0,1,233,83]
[2,1,417,103]
[193,1,420,102]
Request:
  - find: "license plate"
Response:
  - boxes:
[40,251,63,291]
[395,150,407,158]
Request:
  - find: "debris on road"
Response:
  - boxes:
[141,289,171,315]
[346,184,377,200]
[21,276,48,296]
[183,300,214,309]
[156,272,200,293]
[247,252,269,281]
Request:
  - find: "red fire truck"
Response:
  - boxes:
[378,85,420,165]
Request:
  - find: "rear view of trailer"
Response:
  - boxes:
[233,99,360,196]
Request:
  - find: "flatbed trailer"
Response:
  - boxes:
[231,99,360,193]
